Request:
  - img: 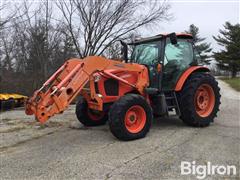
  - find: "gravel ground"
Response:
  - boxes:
[0,79,239,180]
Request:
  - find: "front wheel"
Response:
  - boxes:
[108,94,153,141]
[177,73,221,127]
[75,96,108,126]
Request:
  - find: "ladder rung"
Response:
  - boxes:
[167,105,177,109]
[165,97,175,100]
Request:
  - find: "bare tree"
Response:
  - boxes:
[0,1,28,71]
[0,1,77,95]
[15,1,75,92]
[0,0,171,95]
[56,0,171,58]
[0,1,27,30]
[0,2,13,29]
[0,1,16,89]
[104,32,141,60]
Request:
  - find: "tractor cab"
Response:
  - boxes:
[129,33,199,90]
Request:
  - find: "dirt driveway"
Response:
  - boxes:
[0,79,239,179]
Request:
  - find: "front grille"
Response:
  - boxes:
[104,79,119,96]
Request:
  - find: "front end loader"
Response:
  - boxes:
[25,33,221,141]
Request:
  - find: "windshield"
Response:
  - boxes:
[164,39,194,66]
[131,42,160,65]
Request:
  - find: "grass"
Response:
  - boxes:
[220,77,240,91]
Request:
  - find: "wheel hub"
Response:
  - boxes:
[194,84,215,117]
[126,112,137,125]
[124,105,146,133]
[129,114,136,121]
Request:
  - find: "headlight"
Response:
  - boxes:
[94,75,101,82]
[97,94,103,98]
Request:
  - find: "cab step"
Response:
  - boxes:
[164,91,181,115]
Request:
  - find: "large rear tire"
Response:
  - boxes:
[177,73,221,127]
[109,94,152,141]
[75,96,108,126]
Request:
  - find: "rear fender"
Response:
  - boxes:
[175,66,210,91]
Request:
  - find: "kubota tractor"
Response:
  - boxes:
[25,33,221,140]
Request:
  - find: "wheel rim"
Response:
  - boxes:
[194,84,215,117]
[124,105,146,133]
[87,109,105,121]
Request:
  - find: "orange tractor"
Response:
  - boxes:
[25,33,221,140]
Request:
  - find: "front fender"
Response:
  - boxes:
[175,66,210,91]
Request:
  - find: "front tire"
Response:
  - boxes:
[75,96,108,126]
[177,73,221,127]
[109,94,152,141]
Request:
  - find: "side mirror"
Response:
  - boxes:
[169,32,178,45]
[120,40,128,62]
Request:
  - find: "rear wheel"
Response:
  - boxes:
[177,73,221,127]
[109,94,152,141]
[75,96,108,126]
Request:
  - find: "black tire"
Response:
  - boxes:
[109,94,153,141]
[177,73,221,127]
[15,98,23,107]
[75,96,108,126]
[1,98,15,110]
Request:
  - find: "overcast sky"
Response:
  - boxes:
[142,0,239,52]
[2,0,239,53]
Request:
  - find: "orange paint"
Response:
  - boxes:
[160,33,193,38]
[124,105,146,133]
[25,56,149,123]
[175,66,209,91]
[194,84,215,117]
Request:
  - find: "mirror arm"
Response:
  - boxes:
[120,40,128,63]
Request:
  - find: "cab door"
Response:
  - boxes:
[131,41,162,89]
[162,38,194,90]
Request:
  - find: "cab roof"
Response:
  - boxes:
[129,32,193,45]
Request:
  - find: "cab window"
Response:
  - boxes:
[162,38,194,90]
[131,42,159,65]
[164,39,193,68]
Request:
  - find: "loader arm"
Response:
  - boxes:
[25,56,148,123]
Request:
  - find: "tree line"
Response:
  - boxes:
[185,23,240,78]
[0,0,171,95]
